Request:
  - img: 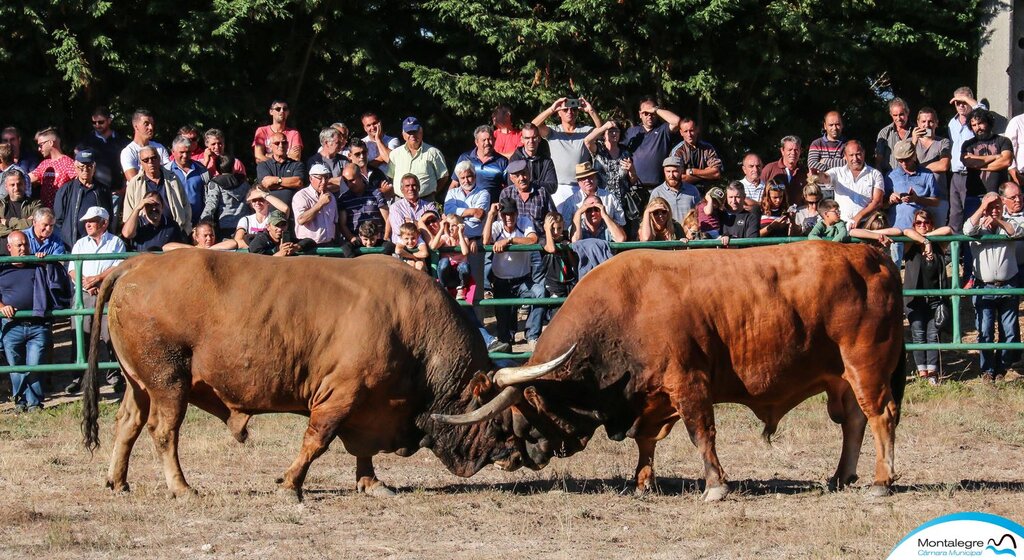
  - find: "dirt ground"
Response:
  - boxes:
[0,374,1022,559]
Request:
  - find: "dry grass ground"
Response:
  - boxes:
[1,378,1023,560]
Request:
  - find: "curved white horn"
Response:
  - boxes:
[493,343,576,388]
[431,386,521,425]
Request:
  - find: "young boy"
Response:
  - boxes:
[396,221,428,270]
[430,214,471,299]
[356,221,395,255]
[542,213,577,299]
[808,199,849,242]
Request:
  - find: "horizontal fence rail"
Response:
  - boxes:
[0,234,1019,372]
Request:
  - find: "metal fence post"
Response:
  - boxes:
[73,263,85,367]
[950,240,961,344]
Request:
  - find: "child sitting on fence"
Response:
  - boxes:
[430,214,471,299]
[808,200,849,241]
[396,222,428,271]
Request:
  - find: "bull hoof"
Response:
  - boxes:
[170,487,199,500]
[827,474,858,492]
[867,484,892,498]
[277,486,303,503]
[634,479,658,496]
[105,480,130,493]
[702,485,730,502]
[357,479,396,497]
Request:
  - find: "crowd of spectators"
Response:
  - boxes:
[4,85,1024,411]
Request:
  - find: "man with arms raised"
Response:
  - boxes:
[623,96,682,190]
[531,96,602,203]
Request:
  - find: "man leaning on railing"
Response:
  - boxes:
[963,190,1024,383]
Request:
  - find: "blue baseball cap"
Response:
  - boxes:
[402,117,422,133]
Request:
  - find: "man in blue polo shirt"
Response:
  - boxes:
[0,230,69,412]
[452,125,508,203]
[165,135,210,226]
[623,96,682,189]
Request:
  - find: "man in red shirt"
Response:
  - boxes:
[760,135,808,205]
[492,104,522,159]
[253,99,303,164]
[28,127,75,209]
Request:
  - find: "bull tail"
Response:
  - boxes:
[82,259,136,452]
[891,347,907,427]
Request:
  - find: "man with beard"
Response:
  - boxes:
[760,135,808,205]
[948,87,987,232]
[649,157,700,224]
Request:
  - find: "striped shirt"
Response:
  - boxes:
[807,136,846,172]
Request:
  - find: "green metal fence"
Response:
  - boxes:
[0,234,1020,373]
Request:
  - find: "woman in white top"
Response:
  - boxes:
[233,188,289,249]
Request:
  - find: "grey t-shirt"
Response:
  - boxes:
[547,124,593,185]
[648,181,700,224]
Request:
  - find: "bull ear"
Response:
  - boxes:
[469,373,493,400]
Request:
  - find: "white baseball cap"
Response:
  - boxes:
[308,163,331,177]
[79,206,110,222]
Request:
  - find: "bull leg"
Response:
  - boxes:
[634,438,658,494]
[146,390,194,499]
[826,382,866,491]
[356,456,396,497]
[277,409,344,502]
[676,398,728,502]
[845,363,899,496]
[105,381,150,492]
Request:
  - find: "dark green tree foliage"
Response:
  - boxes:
[0,0,984,175]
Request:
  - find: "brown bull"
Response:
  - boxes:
[436,242,906,500]
[81,251,571,500]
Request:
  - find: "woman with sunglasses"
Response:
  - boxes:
[901,209,953,384]
[639,196,685,241]
[759,182,799,237]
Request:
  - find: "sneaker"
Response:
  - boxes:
[26,404,43,413]
[13,403,27,414]
[486,339,511,353]
[65,379,82,394]
[483,290,494,300]
[982,372,996,384]
[455,287,466,301]
[928,375,939,386]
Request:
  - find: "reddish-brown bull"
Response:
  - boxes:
[80,250,571,501]
[435,242,906,500]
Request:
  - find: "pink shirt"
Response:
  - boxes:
[494,127,522,156]
[30,155,76,209]
[291,186,337,244]
[252,126,303,155]
[437,233,467,264]
[194,155,247,178]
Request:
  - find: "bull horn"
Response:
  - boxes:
[493,344,577,388]
[431,386,521,425]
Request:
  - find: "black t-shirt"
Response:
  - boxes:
[0,265,38,311]
[543,245,577,288]
[962,134,1013,196]
[132,216,183,251]
[720,209,761,239]
[248,231,281,255]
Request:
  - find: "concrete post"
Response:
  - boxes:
[978,0,1024,129]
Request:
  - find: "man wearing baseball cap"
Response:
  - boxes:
[54,149,115,251]
[648,156,700,223]
[887,138,938,267]
[386,116,449,200]
[248,210,310,256]
[291,163,339,247]
[65,206,126,394]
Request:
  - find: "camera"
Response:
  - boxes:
[924,128,933,138]
[563,98,580,109]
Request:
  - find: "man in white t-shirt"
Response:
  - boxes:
[531,96,603,207]
[819,140,884,228]
[119,109,170,181]
[65,206,126,394]
[482,197,544,349]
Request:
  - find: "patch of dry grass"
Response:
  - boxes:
[1,379,1023,559]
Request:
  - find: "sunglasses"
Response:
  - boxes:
[271,106,289,112]
[272,141,288,146]
[652,210,668,216]
[914,220,932,226]
[768,184,785,191]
